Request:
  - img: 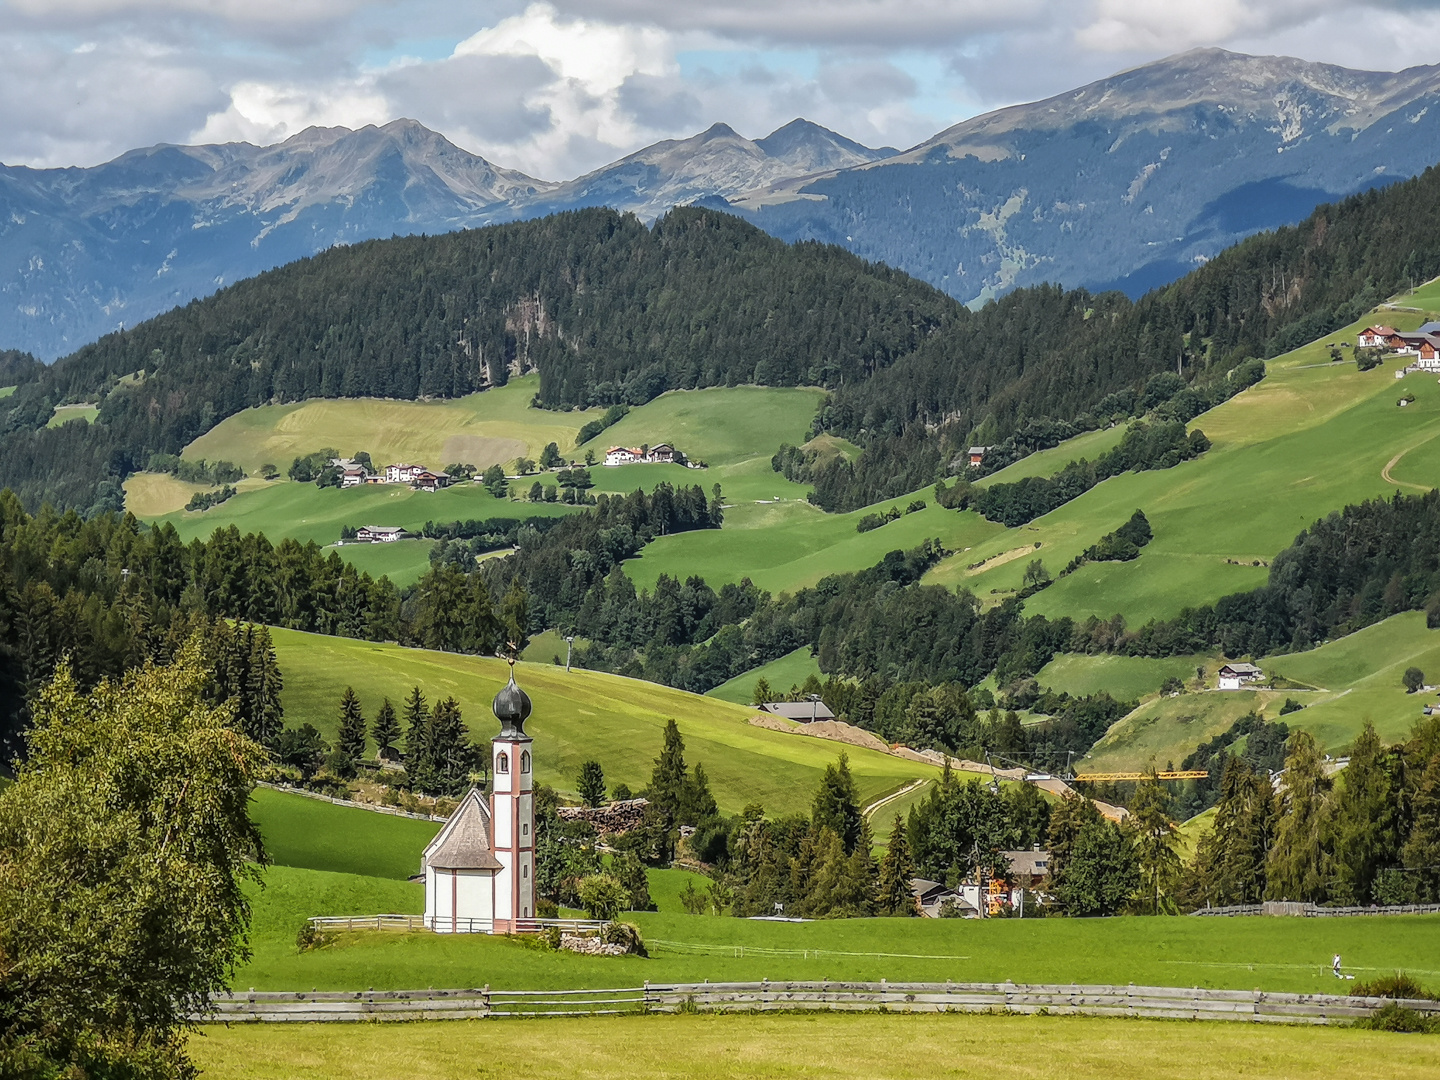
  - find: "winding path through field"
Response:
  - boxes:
[1382,437,1440,492]
[861,778,928,821]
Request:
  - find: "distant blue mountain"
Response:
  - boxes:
[6,48,1440,359]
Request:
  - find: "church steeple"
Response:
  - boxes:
[489,659,535,930]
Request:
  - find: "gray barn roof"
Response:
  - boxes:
[422,788,502,871]
[756,701,836,721]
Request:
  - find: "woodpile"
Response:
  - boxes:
[556,797,649,835]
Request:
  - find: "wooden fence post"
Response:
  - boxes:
[482,984,490,1019]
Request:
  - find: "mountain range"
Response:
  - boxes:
[5,47,1440,359]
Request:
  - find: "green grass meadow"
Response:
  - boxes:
[270,629,935,816]
[192,1013,1440,1080]
[250,786,439,880]
[926,308,1440,624]
[46,402,99,427]
[705,646,822,705]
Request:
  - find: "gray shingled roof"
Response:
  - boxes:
[423,788,502,871]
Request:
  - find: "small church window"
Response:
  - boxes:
[522,863,528,878]
[520,750,531,773]
[497,752,509,774]
[522,823,529,836]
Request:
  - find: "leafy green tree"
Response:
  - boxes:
[1022,559,1050,589]
[1266,731,1334,902]
[528,480,544,502]
[371,697,401,761]
[1405,667,1426,693]
[539,442,563,469]
[577,759,606,807]
[577,873,629,920]
[875,813,916,915]
[0,643,267,1080]
[482,463,508,497]
[1056,815,1139,916]
[275,723,327,780]
[1127,772,1182,914]
[1329,722,1403,905]
[336,686,367,762]
[1402,753,1440,902]
[611,850,653,911]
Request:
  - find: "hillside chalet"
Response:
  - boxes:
[968,446,989,467]
[604,444,682,467]
[412,470,450,492]
[1217,662,1263,690]
[386,463,425,484]
[1359,325,1440,370]
[356,525,405,542]
[755,700,837,723]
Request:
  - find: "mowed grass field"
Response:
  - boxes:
[705,646,822,705]
[925,307,1440,624]
[183,375,600,477]
[240,789,1440,998]
[192,1013,1440,1080]
[47,402,99,427]
[269,628,935,816]
[250,786,439,880]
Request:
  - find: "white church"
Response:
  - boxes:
[422,665,536,933]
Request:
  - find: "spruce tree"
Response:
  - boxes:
[427,696,472,795]
[1266,731,1333,902]
[681,761,718,826]
[812,752,862,854]
[1402,752,1440,902]
[371,698,401,761]
[1127,772,1181,914]
[336,686,367,762]
[243,625,284,749]
[752,676,774,704]
[403,685,429,761]
[577,760,606,807]
[500,581,530,655]
[1329,722,1403,905]
[876,813,916,915]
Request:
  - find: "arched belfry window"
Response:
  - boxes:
[520,750,531,774]
[497,751,509,774]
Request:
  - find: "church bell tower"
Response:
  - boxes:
[490,662,535,931]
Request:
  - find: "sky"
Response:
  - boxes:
[3,0,1440,180]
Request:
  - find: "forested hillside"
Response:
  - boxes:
[7,162,1440,515]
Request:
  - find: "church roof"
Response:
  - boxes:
[422,788,502,871]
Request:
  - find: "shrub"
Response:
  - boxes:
[1404,666,1425,693]
[1279,697,1304,715]
[295,922,334,953]
[1353,973,1438,1001]
[577,873,629,921]
[1353,1002,1438,1033]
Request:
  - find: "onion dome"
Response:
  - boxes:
[492,668,532,737]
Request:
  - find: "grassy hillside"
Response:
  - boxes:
[269,628,935,816]
[1084,612,1440,771]
[705,647,822,705]
[250,786,439,880]
[185,375,597,477]
[926,306,1439,624]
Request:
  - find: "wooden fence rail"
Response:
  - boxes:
[1192,902,1440,917]
[201,981,1440,1025]
[306,915,611,934]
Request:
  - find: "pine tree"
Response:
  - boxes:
[462,575,500,656]
[243,625,284,748]
[752,676,774,704]
[1127,772,1181,914]
[812,752,862,854]
[500,581,530,656]
[371,698,401,761]
[427,696,472,795]
[577,760,606,807]
[1046,792,1103,898]
[1402,752,1440,902]
[681,761,718,826]
[1329,721,1403,905]
[1266,731,1333,902]
[403,685,429,760]
[336,686,367,761]
[876,813,916,915]
[647,719,688,860]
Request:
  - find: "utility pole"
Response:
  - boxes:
[565,635,574,673]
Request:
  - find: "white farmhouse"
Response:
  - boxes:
[1217,662,1263,690]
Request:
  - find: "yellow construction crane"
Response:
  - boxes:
[1070,771,1209,782]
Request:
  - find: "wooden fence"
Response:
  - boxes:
[1193,902,1440,917]
[202,980,1440,1025]
[307,915,610,935]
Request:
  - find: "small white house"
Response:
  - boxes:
[340,466,369,488]
[604,446,641,467]
[1218,662,1263,690]
[386,463,424,484]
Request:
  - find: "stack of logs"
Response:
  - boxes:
[556,797,649,836]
